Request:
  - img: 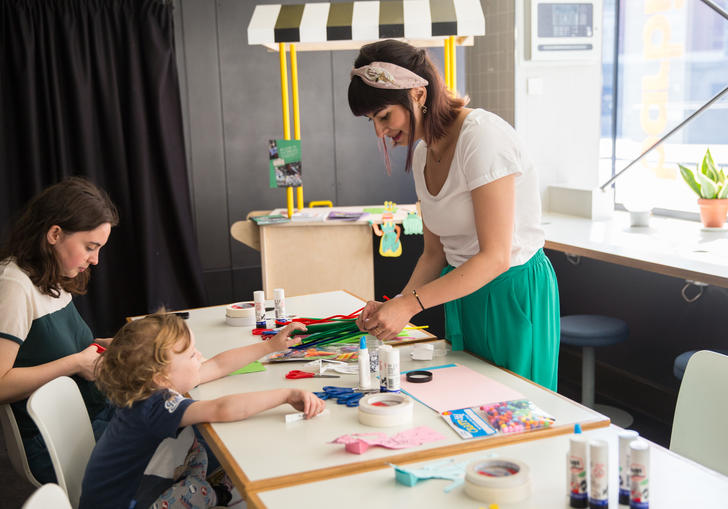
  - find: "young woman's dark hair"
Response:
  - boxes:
[348,39,467,172]
[0,177,119,297]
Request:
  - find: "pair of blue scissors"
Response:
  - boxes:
[314,386,366,407]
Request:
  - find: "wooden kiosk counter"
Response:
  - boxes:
[231,205,420,300]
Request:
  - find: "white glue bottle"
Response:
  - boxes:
[629,440,650,509]
[567,423,588,508]
[589,440,609,508]
[378,344,392,392]
[253,290,266,328]
[273,288,286,322]
[358,336,371,390]
[619,430,639,505]
[385,347,400,392]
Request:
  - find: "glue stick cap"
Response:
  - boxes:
[574,423,582,434]
[360,336,367,349]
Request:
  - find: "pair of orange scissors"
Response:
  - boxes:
[285,370,340,379]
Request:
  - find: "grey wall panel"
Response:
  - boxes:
[331,50,417,206]
[178,0,231,270]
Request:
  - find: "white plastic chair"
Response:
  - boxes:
[22,483,72,509]
[0,403,41,488]
[26,377,96,509]
[670,349,728,475]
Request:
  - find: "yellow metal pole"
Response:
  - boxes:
[443,38,451,91]
[290,43,304,211]
[279,42,294,217]
[450,36,457,94]
[279,43,291,140]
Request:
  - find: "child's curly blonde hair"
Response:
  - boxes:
[96,311,191,407]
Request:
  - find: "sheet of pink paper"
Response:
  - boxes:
[332,426,446,450]
[400,363,524,413]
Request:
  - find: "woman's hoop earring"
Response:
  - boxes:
[421,104,428,115]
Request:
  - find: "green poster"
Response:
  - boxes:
[268,139,302,188]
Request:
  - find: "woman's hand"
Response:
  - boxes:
[267,322,306,353]
[356,300,383,332]
[360,297,417,341]
[287,389,326,419]
[75,345,102,380]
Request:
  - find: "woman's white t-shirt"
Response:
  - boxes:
[412,109,544,268]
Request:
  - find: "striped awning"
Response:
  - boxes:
[247,0,485,51]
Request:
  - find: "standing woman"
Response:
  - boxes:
[0,177,119,482]
[349,40,560,390]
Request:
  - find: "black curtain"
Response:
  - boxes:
[0,0,206,335]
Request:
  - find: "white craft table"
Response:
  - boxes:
[543,211,728,288]
[186,291,608,499]
[249,424,728,509]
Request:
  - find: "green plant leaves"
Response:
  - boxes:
[678,148,726,199]
[702,148,720,182]
[679,164,702,197]
[697,170,718,199]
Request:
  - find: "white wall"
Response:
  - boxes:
[514,1,605,210]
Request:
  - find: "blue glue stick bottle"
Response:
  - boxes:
[358,336,371,390]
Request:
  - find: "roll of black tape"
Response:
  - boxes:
[406,370,433,383]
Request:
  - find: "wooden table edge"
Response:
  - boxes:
[244,418,609,508]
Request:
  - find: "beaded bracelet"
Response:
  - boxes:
[412,289,426,311]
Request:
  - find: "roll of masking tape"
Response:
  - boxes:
[358,393,413,427]
[225,303,255,326]
[464,458,531,504]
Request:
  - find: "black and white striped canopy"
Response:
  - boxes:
[248,0,485,50]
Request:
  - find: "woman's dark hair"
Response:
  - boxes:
[0,177,119,297]
[348,39,467,172]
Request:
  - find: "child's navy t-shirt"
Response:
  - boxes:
[79,390,195,509]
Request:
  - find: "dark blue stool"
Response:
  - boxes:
[561,315,633,427]
[674,350,728,379]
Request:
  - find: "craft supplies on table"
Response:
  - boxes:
[442,400,554,440]
[313,386,376,407]
[480,400,555,433]
[254,290,266,327]
[411,343,434,360]
[225,302,255,326]
[331,426,445,454]
[618,430,640,505]
[400,363,524,413]
[392,459,467,491]
[285,370,340,379]
[274,288,286,320]
[358,393,413,427]
[629,440,650,509]
[464,458,531,504]
[284,408,330,424]
[589,440,609,508]
[229,361,266,376]
[568,428,588,508]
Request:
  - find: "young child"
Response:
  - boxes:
[79,311,325,509]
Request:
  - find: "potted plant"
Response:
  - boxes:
[679,148,728,228]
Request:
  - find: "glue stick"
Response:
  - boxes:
[619,430,639,505]
[589,440,609,508]
[629,440,650,509]
[358,336,371,389]
[273,288,286,320]
[378,344,392,392]
[567,424,588,508]
[385,347,400,392]
[254,290,266,328]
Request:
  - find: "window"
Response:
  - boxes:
[600,0,728,215]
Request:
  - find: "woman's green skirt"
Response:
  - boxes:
[443,249,560,391]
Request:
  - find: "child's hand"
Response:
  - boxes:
[267,322,307,352]
[287,389,326,419]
